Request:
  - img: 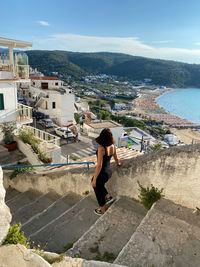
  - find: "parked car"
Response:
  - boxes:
[39,119,54,128]
[33,111,45,120]
[55,127,75,140]
[17,98,27,105]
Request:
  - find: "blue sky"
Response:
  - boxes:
[2,0,200,63]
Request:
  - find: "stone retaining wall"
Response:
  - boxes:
[3,144,200,209]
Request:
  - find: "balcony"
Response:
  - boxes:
[17,103,33,124]
[0,52,30,80]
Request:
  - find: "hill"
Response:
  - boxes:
[26,50,200,87]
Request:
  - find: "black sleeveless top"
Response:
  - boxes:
[96,146,113,179]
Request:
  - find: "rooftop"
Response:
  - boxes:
[0,37,32,48]
[30,76,59,81]
[85,120,122,129]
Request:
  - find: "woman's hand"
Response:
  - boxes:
[91,178,96,188]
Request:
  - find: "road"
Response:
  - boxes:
[31,120,98,160]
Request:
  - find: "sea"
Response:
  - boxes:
[156,88,200,125]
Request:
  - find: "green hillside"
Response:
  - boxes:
[27,50,200,87]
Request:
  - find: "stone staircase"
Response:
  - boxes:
[6,187,200,266]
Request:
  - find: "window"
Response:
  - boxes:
[52,102,56,109]
[0,94,4,110]
[29,92,31,97]
[33,82,35,85]
[55,82,58,86]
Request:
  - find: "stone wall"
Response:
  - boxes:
[3,144,200,209]
[0,166,11,245]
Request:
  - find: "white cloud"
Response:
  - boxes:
[195,42,200,46]
[34,33,200,64]
[37,20,50,26]
[152,40,174,44]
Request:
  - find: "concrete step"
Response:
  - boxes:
[30,195,99,253]
[115,199,200,267]
[11,191,61,225]
[6,190,42,214]
[69,197,146,263]
[5,187,21,202]
[22,192,82,236]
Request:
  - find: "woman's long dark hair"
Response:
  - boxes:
[95,128,114,147]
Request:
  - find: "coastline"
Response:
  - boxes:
[133,88,198,127]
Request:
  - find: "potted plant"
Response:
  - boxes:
[1,122,17,151]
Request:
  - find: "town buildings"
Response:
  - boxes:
[19,76,75,127]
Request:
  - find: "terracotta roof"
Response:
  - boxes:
[0,79,18,82]
[30,76,59,80]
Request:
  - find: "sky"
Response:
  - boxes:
[2,0,200,64]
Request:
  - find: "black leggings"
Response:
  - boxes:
[93,175,109,207]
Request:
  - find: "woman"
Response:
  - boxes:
[92,128,121,215]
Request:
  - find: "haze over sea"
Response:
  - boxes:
[157,88,200,125]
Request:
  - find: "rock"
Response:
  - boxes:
[0,166,11,245]
[0,244,51,267]
[52,256,83,267]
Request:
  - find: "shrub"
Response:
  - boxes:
[153,142,162,151]
[19,129,33,144]
[138,181,164,210]
[3,223,30,248]
[1,122,16,145]
[10,167,33,179]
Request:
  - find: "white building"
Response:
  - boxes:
[114,102,126,110]
[28,77,75,126]
[164,134,179,146]
[0,37,32,125]
[82,120,123,147]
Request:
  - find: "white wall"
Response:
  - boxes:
[31,80,62,89]
[60,92,75,125]
[0,82,17,123]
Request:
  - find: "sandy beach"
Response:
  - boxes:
[170,128,200,144]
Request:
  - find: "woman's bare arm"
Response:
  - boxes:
[113,146,121,166]
[92,147,104,187]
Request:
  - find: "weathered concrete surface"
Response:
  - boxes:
[12,191,61,224]
[6,189,42,214]
[69,197,146,262]
[22,192,82,236]
[115,198,200,267]
[30,195,99,253]
[3,144,200,209]
[0,166,11,245]
[41,251,126,267]
[5,186,21,201]
[0,244,51,267]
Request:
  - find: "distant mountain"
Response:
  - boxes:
[26,50,200,87]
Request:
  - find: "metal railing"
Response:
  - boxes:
[22,125,60,146]
[2,162,95,171]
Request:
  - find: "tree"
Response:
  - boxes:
[74,113,80,124]
[153,142,162,151]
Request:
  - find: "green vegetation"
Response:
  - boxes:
[71,155,79,161]
[153,142,162,151]
[89,242,116,262]
[19,129,52,163]
[27,50,200,87]
[10,167,33,179]
[1,122,16,145]
[138,182,164,210]
[3,223,30,248]
[74,113,80,124]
